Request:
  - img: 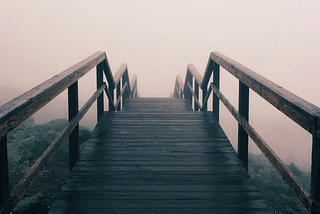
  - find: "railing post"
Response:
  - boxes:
[202,85,207,111]
[97,62,104,119]
[122,75,127,103]
[0,135,9,204]
[311,135,320,205]
[109,85,115,111]
[194,80,199,111]
[68,81,79,172]
[213,62,220,121]
[188,75,193,108]
[238,81,249,171]
[117,81,121,111]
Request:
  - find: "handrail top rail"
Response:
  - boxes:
[210,51,320,118]
[113,63,127,86]
[0,51,106,138]
[178,51,320,136]
[176,74,184,89]
[187,64,202,86]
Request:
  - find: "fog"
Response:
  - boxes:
[1,0,320,170]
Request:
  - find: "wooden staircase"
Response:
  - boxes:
[48,98,272,214]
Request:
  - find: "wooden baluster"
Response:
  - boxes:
[68,81,79,171]
[202,85,207,111]
[213,62,220,121]
[194,80,199,111]
[109,86,115,111]
[97,62,104,119]
[311,136,320,205]
[238,81,249,170]
[0,135,9,204]
[122,75,127,104]
[117,81,121,111]
[188,75,193,108]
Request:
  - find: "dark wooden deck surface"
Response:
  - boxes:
[49,98,273,213]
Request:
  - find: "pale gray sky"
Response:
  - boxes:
[1,0,320,169]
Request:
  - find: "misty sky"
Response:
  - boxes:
[1,0,320,169]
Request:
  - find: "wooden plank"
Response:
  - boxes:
[0,84,106,214]
[48,98,272,214]
[0,51,106,138]
[49,207,272,214]
[210,51,320,137]
[210,83,314,212]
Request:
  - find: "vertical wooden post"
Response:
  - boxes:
[311,136,320,203]
[188,75,193,108]
[212,62,220,121]
[0,135,9,204]
[202,85,207,111]
[238,81,249,171]
[117,81,121,111]
[109,85,115,111]
[194,80,199,111]
[68,81,79,172]
[96,63,104,120]
[122,74,127,103]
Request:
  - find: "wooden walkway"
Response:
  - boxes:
[49,98,273,214]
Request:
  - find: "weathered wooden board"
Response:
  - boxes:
[0,52,106,138]
[49,98,273,214]
[210,51,320,137]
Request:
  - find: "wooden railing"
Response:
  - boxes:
[174,52,320,213]
[0,51,137,214]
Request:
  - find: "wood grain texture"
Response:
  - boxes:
[113,63,127,86]
[0,84,106,214]
[210,51,320,137]
[0,51,106,138]
[187,64,202,86]
[49,98,273,214]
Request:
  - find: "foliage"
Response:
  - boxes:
[249,153,310,214]
[7,117,91,214]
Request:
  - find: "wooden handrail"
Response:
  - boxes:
[0,51,137,214]
[0,51,105,139]
[174,51,320,213]
[131,74,138,98]
[173,75,183,99]
[210,52,320,137]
